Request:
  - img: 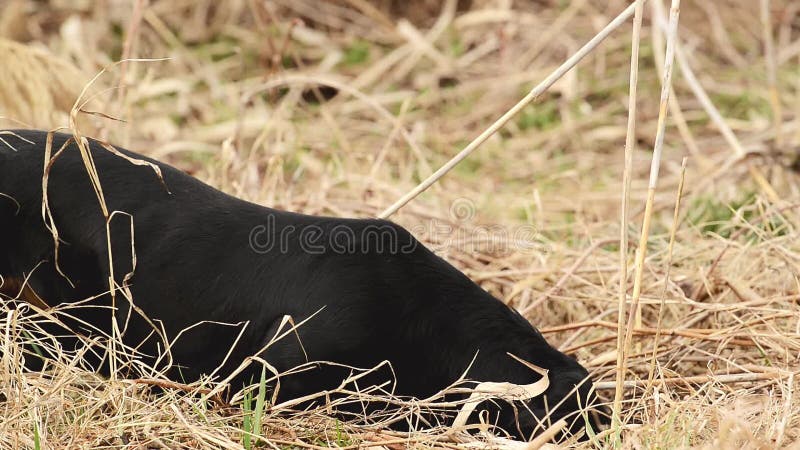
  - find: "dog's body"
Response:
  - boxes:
[0,130,601,438]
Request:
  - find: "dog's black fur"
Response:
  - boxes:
[0,129,604,439]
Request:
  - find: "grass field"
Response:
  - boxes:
[1,0,799,448]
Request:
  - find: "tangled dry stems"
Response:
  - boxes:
[1,0,800,448]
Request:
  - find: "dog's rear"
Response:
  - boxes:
[0,130,115,372]
[1,131,52,299]
[0,130,104,303]
[0,131,31,279]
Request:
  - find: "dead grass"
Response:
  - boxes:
[1,0,800,448]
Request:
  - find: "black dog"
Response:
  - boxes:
[0,129,604,439]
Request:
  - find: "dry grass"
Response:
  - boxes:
[1,0,800,448]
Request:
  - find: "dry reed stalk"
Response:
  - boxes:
[760,0,783,150]
[597,371,787,390]
[616,0,682,438]
[343,0,396,34]
[524,419,567,450]
[113,0,148,146]
[647,157,687,387]
[648,7,707,170]
[547,319,760,348]
[613,0,646,431]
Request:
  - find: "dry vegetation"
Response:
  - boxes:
[1,0,800,448]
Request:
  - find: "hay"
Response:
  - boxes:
[0,38,89,130]
[1,0,800,448]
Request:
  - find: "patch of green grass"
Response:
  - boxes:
[602,242,620,252]
[281,147,308,175]
[686,192,787,239]
[308,420,353,448]
[33,421,42,450]
[190,393,210,424]
[516,101,560,131]
[686,193,756,238]
[449,32,464,57]
[169,112,186,126]
[710,91,770,120]
[241,366,268,450]
[640,409,697,449]
[189,36,253,64]
[342,40,370,66]
[540,213,578,247]
[332,420,352,447]
[21,330,45,359]
[181,150,215,168]
[109,22,124,61]
[515,206,531,222]
[282,54,295,69]
[453,156,483,178]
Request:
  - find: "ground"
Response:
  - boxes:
[0,0,799,448]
